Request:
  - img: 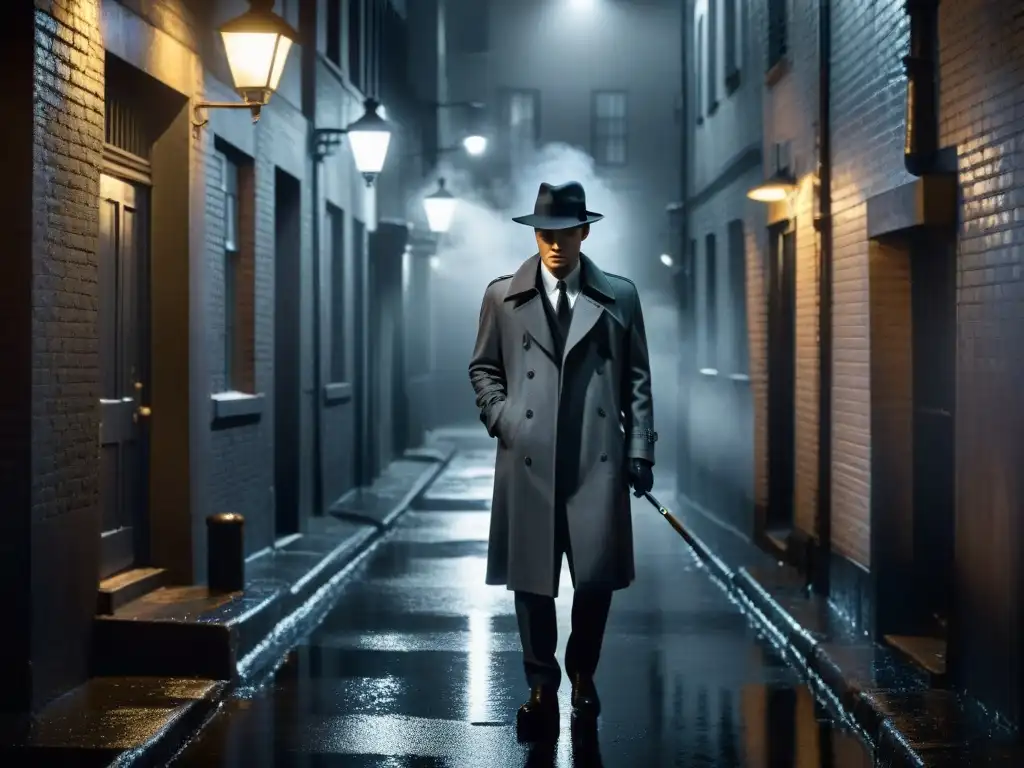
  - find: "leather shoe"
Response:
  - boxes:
[570,674,600,718]
[516,685,559,741]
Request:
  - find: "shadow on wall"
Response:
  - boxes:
[415,143,682,461]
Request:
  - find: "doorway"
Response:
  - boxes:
[352,217,369,486]
[274,169,302,538]
[98,174,151,578]
[766,224,796,533]
[910,230,956,636]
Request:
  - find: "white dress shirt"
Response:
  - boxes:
[539,260,581,311]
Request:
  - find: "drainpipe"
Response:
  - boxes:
[302,0,325,518]
[813,0,833,596]
[903,0,940,176]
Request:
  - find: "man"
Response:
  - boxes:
[468,181,656,739]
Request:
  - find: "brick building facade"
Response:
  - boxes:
[1,0,432,714]
[681,0,1024,727]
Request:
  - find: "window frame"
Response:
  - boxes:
[591,90,628,167]
[500,87,542,158]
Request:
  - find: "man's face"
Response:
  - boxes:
[535,224,589,276]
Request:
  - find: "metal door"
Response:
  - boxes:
[98,174,150,578]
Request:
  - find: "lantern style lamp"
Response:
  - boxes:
[422,178,458,234]
[345,100,393,184]
[311,98,394,187]
[192,0,298,129]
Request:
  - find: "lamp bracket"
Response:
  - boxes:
[192,101,263,132]
[312,128,349,162]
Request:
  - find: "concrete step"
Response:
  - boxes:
[0,676,224,766]
[96,567,169,615]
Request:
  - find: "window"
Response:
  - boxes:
[349,0,363,91]
[325,0,342,66]
[706,0,718,112]
[768,0,787,70]
[695,16,704,124]
[591,91,627,166]
[327,204,347,382]
[502,89,540,164]
[727,220,748,374]
[724,0,740,90]
[214,144,255,393]
[703,233,718,371]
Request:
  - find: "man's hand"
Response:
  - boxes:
[629,458,654,497]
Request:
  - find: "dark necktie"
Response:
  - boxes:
[555,279,572,340]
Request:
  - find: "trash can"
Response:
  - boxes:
[207,512,245,592]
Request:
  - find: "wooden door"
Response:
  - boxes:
[98,174,150,578]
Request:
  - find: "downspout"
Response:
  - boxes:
[302,0,325,517]
[813,0,833,595]
[903,0,940,176]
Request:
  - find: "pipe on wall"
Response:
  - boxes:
[813,0,833,596]
[903,0,940,176]
[302,0,326,517]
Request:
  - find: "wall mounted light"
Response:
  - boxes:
[422,177,458,234]
[660,253,674,267]
[747,169,798,202]
[748,142,797,202]
[462,135,488,157]
[192,0,298,131]
[312,98,393,187]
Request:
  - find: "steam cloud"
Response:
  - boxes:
[415,142,680,471]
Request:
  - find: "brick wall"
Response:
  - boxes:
[829,0,914,567]
[29,0,104,709]
[939,0,1024,727]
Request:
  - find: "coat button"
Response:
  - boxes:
[599,453,608,462]
[595,365,603,375]
[523,337,531,349]
[524,456,532,466]
[597,407,606,417]
[525,409,533,418]
[527,370,535,379]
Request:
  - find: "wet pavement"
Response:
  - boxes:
[173,449,876,766]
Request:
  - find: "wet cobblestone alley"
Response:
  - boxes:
[173,447,875,766]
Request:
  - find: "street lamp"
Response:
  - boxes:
[192,0,298,130]
[312,98,394,187]
[422,177,458,234]
[462,134,488,157]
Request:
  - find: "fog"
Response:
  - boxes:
[416,142,681,474]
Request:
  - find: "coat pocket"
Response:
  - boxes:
[496,399,524,448]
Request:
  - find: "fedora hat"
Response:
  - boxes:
[511,181,604,230]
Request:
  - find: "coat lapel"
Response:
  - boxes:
[503,254,556,360]
[563,254,622,361]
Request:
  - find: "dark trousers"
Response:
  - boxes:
[514,500,613,690]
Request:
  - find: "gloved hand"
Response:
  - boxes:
[629,458,654,497]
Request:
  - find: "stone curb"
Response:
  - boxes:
[147,451,455,767]
[674,520,925,767]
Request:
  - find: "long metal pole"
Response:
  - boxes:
[813,0,833,595]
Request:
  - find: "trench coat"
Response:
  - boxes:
[468,253,657,597]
